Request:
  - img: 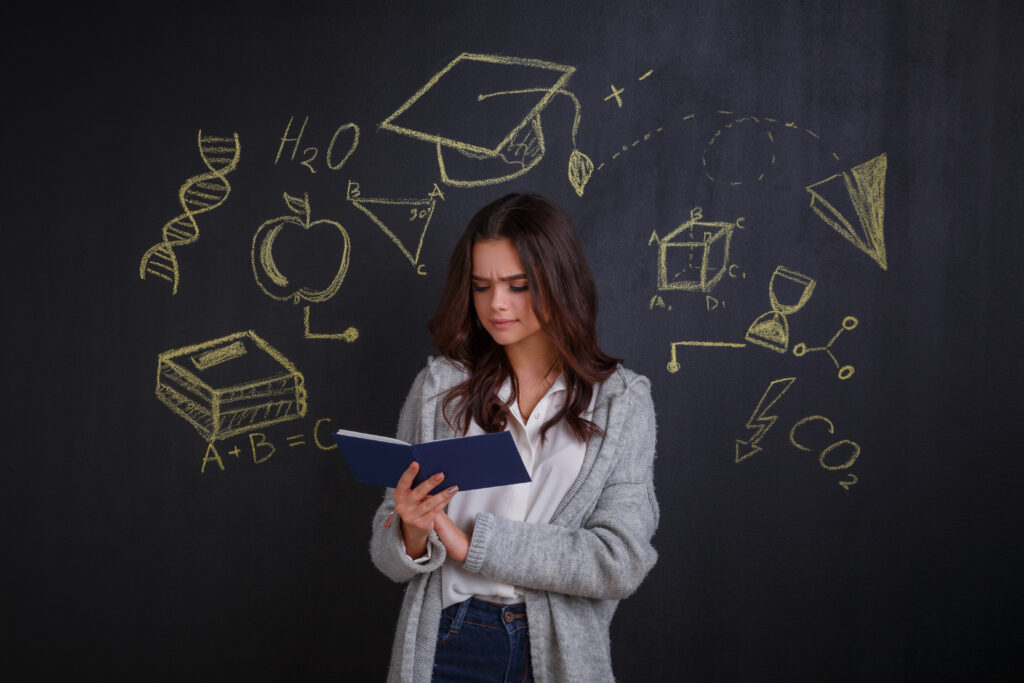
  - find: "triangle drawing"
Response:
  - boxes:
[806,153,887,270]
[349,195,436,266]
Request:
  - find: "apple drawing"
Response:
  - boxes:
[252,192,351,303]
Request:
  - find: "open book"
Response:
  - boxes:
[332,429,530,493]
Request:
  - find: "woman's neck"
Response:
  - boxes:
[504,336,560,386]
[504,337,561,422]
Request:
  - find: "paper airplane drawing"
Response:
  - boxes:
[806,153,887,270]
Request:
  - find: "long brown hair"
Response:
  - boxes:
[428,193,619,442]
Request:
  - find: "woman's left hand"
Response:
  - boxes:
[434,511,470,563]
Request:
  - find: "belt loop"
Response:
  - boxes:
[449,598,470,632]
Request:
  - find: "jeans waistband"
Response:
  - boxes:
[441,597,528,635]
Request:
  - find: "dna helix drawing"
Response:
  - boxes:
[139,131,241,294]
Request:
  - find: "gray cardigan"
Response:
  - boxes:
[369,357,659,682]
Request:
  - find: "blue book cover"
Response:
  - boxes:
[332,429,530,493]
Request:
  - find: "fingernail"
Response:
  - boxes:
[448,486,458,495]
[433,473,444,481]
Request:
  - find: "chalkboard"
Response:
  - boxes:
[7,1,1022,680]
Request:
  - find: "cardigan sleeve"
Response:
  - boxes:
[462,376,660,600]
[368,361,448,582]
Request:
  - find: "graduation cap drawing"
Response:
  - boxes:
[379,52,593,196]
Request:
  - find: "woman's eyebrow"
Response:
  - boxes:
[470,274,528,282]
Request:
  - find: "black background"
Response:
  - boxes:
[5,1,1022,680]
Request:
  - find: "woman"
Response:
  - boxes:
[370,193,659,682]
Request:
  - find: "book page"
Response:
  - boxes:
[334,428,409,446]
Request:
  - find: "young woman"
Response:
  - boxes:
[369,193,659,682]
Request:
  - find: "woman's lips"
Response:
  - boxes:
[490,318,517,328]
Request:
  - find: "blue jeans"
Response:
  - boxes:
[432,597,534,682]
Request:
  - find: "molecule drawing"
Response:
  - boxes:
[793,316,859,380]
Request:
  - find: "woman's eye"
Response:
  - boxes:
[509,284,529,292]
[472,284,489,292]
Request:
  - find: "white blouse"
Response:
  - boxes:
[438,373,595,608]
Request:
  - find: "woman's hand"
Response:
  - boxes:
[393,461,458,559]
[434,511,471,563]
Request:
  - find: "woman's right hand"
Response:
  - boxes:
[393,461,458,559]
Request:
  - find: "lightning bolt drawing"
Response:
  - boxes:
[735,377,796,462]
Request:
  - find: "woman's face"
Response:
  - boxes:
[471,238,547,352]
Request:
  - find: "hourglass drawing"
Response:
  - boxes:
[744,266,816,353]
